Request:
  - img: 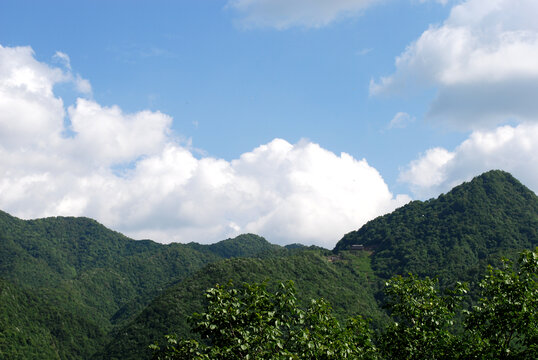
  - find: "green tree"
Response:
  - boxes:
[379,275,467,360]
[151,248,538,360]
[465,249,538,359]
[150,281,378,360]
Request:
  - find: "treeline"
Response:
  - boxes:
[152,249,538,359]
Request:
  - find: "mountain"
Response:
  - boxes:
[334,170,538,286]
[0,213,283,359]
[1,170,537,359]
[99,171,538,358]
[186,233,284,258]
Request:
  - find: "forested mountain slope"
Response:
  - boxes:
[0,278,107,359]
[0,212,282,359]
[103,171,538,359]
[97,250,381,360]
[334,170,538,286]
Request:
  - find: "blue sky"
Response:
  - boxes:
[1,0,537,247]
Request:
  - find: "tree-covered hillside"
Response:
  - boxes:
[97,250,382,360]
[152,249,538,360]
[334,170,538,287]
[0,278,107,359]
[0,212,284,359]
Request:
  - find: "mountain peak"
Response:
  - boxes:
[334,170,538,280]
[447,169,535,200]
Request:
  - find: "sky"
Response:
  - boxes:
[1,0,537,248]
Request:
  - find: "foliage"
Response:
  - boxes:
[0,210,286,359]
[153,248,538,360]
[0,278,107,360]
[464,249,538,359]
[101,251,382,359]
[378,248,538,359]
[379,275,467,359]
[151,281,378,360]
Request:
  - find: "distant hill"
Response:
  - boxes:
[334,170,538,286]
[186,233,284,258]
[0,213,283,359]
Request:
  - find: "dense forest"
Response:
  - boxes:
[1,170,537,359]
[0,218,285,359]
[99,250,382,359]
[152,249,538,359]
[335,170,538,283]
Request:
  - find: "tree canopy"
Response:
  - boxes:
[151,281,377,360]
[153,248,538,360]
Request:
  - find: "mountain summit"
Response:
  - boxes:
[334,170,538,282]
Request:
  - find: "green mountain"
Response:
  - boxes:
[99,171,538,359]
[334,170,538,286]
[0,212,283,359]
[1,170,537,359]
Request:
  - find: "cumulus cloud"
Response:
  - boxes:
[399,122,538,198]
[119,139,410,246]
[0,44,409,248]
[371,0,538,129]
[226,0,381,29]
[67,99,172,165]
[0,45,66,149]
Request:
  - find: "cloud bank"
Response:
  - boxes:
[0,44,409,248]
[226,0,381,29]
[371,0,538,129]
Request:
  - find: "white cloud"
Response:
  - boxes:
[399,122,538,198]
[226,0,381,29]
[67,98,172,165]
[0,45,66,149]
[75,74,92,95]
[371,0,538,129]
[0,44,409,248]
[356,48,373,56]
[388,112,415,129]
[124,139,411,246]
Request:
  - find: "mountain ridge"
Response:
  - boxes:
[1,169,537,359]
[0,214,283,359]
